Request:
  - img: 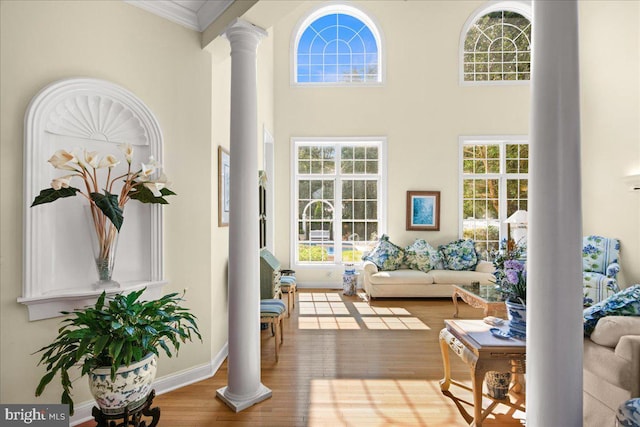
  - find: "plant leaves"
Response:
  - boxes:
[90,191,123,231]
[128,183,172,204]
[31,187,80,207]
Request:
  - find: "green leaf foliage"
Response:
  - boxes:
[90,192,123,231]
[128,183,176,204]
[33,289,201,414]
[31,187,80,207]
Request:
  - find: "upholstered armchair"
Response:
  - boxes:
[583,316,640,427]
[583,235,621,306]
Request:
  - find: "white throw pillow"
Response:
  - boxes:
[590,316,640,348]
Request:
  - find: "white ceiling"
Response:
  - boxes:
[125,0,234,32]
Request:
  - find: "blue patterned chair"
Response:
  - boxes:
[583,235,621,306]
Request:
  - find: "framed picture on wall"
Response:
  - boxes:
[218,146,230,227]
[406,191,440,231]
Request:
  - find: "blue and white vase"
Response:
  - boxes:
[88,353,157,415]
[505,300,526,340]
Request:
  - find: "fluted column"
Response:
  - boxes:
[216,18,271,412]
[528,1,583,426]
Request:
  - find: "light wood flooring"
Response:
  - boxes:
[79,290,525,426]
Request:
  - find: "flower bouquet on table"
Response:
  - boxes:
[490,239,527,339]
[31,144,176,288]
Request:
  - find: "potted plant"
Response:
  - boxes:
[34,288,201,415]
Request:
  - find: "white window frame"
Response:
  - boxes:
[459,1,532,86]
[458,135,529,258]
[291,137,388,269]
[290,3,385,87]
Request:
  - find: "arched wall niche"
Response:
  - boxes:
[20,78,167,321]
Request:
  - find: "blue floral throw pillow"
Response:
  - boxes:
[583,284,640,336]
[362,235,404,271]
[438,239,478,271]
[404,239,439,273]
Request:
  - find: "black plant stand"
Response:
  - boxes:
[92,390,160,427]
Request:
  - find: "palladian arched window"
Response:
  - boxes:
[293,4,383,84]
[461,3,532,83]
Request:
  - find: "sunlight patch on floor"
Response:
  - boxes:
[297,292,431,331]
[298,316,361,330]
[299,301,350,315]
[299,292,343,302]
[353,302,411,316]
[361,316,430,330]
[308,379,463,426]
[308,378,525,426]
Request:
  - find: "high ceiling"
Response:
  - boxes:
[125,0,234,32]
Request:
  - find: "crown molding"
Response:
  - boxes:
[125,0,234,32]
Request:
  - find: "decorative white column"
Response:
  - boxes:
[528,1,583,426]
[216,18,271,412]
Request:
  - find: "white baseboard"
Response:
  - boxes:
[70,342,229,426]
[296,282,363,290]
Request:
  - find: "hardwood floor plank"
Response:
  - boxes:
[78,290,524,426]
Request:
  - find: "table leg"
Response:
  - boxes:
[470,361,487,427]
[510,359,525,394]
[452,289,460,318]
[439,330,452,391]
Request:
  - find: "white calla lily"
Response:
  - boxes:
[139,162,156,179]
[119,143,134,164]
[143,182,165,197]
[84,151,100,169]
[48,150,77,170]
[98,154,120,169]
[51,175,73,190]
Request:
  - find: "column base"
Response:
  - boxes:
[216,384,272,412]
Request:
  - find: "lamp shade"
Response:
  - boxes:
[505,210,528,224]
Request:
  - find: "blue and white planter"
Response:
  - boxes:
[617,398,640,427]
[88,353,157,415]
[505,300,526,340]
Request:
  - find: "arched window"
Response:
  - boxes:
[293,4,383,84]
[461,3,532,83]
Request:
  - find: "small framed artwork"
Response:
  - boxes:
[406,191,440,231]
[218,146,230,227]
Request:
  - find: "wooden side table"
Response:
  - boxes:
[452,284,507,318]
[439,319,525,427]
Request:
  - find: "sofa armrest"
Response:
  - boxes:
[615,335,640,395]
[475,260,495,274]
[362,261,379,275]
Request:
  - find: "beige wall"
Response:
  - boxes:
[269,0,640,287]
[271,1,531,285]
[579,1,640,287]
[0,0,221,408]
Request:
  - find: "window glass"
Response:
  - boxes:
[295,8,381,84]
[463,11,531,82]
[294,140,385,265]
[461,139,529,258]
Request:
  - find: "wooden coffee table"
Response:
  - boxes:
[452,284,507,318]
[439,319,526,427]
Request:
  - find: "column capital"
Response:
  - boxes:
[223,18,267,45]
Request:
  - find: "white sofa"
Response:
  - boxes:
[362,260,495,299]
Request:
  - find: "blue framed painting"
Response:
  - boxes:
[406,191,440,231]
